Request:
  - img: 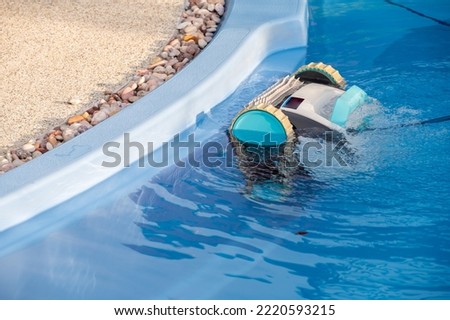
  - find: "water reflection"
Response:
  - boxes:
[126,130,325,262]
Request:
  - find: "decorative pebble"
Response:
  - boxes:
[138,83,149,91]
[77,125,90,134]
[186,44,199,55]
[206,20,217,28]
[184,34,198,42]
[82,112,91,122]
[153,73,168,81]
[67,115,85,125]
[121,86,135,101]
[148,60,167,69]
[167,58,179,66]
[168,48,181,57]
[137,90,147,97]
[62,128,78,141]
[165,65,176,74]
[79,120,92,129]
[69,123,82,131]
[174,61,187,72]
[1,163,13,171]
[47,135,57,147]
[211,13,221,23]
[128,96,140,103]
[137,76,146,86]
[32,151,43,158]
[197,8,210,17]
[108,104,121,115]
[215,3,224,16]
[146,78,159,88]
[160,51,169,60]
[91,110,109,125]
[198,38,208,49]
[22,143,36,153]
[193,19,204,28]
[184,25,198,34]
[153,66,166,73]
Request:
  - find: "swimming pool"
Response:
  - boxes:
[0,0,449,299]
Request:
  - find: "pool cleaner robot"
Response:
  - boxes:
[229,62,368,146]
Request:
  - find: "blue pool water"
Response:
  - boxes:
[1,0,449,299]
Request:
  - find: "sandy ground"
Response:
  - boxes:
[0,0,184,148]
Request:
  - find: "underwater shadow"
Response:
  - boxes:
[125,135,322,261]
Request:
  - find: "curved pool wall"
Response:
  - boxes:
[0,0,308,232]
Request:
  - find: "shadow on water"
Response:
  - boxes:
[125,132,323,261]
[229,138,311,200]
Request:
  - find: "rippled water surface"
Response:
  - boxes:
[0,0,449,299]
